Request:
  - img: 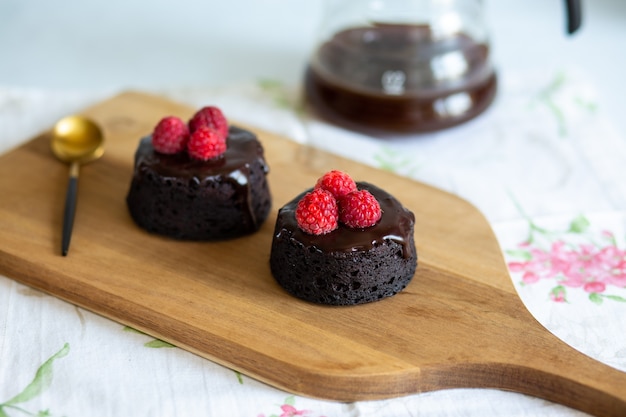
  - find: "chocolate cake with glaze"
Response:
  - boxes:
[126,126,271,240]
[270,182,417,305]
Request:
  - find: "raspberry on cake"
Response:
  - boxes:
[187,125,227,161]
[339,189,382,228]
[152,116,189,154]
[270,170,417,306]
[126,106,271,240]
[188,105,229,137]
[295,188,339,235]
[315,169,357,198]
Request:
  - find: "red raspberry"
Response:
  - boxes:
[188,106,229,137]
[152,116,189,154]
[339,189,382,228]
[315,170,357,199]
[295,188,339,235]
[187,126,227,161]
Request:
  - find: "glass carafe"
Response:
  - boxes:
[305,0,582,135]
[304,0,497,134]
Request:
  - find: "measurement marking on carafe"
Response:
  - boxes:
[382,70,406,95]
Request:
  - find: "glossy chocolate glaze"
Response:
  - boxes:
[134,126,269,227]
[135,127,268,182]
[275,182,415,258]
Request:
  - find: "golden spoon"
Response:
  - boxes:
[51,116,104,256]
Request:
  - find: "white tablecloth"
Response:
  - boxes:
[1,68,625,417]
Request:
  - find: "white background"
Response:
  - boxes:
[1,0,625,137]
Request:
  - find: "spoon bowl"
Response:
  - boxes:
[50,115,104,256]
[51,116,104,164]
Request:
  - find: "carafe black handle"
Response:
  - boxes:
[565,0,582,34]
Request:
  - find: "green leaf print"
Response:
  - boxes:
[257,78,302,113]
[123,326,175,348]
[550,285,567,303]
[234,371,244,384]
[373,146,420,175]
[505,249,532,261]
[0,344,69,417]
[574,96,598,113]
[602,295,626,303]
[568,215,590,233]
[531,71,568,137]
[143,340,175,349]
[589,292,603,305]
[4,344,69,406]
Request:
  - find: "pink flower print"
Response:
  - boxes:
[596,246,626,287]
[506,215,626,304]
[280,404,310,417]
[522,271,540,284]
[510,241,626,289]
[608,270,626,288]
[569,245,626,288]
[508,261,529,273]
[601,230,616,241]
[258,396,326,417]
[562,244,598,281]
[507,241,572,283]
[584,281,606,293]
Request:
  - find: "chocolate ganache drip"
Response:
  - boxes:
[275,182,414,258]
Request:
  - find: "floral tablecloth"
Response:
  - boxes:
[1,69,625,417]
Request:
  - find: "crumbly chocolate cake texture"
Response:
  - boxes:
[126,126,271,240]
[270,182,417,305]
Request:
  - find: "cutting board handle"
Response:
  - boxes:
[420,319,626,416]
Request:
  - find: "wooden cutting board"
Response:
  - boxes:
[0,91,624,416]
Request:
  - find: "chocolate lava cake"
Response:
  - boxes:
[126,107,271,240]
[270,171,416,306]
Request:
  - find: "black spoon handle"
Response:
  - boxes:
[565,0,583,34]
[61,164,79,256]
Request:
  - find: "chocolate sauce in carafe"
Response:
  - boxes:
[304,24,497,134]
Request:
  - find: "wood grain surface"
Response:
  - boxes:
[0,91,624,416]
